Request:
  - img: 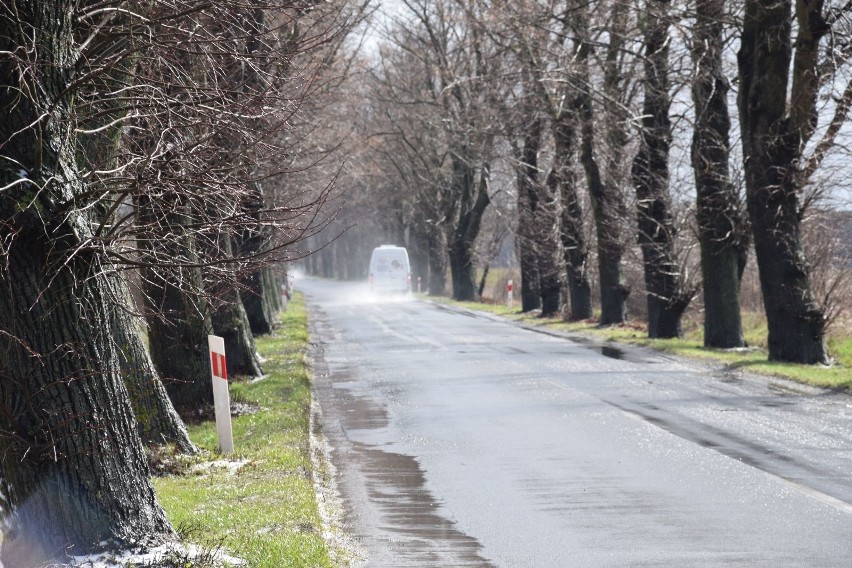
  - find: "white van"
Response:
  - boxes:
[369,245,411,293]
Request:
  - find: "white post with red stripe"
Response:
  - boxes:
[208,334,234,454]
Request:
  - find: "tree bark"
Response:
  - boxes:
[737,0,828,363]
[426,230,448,296]
[692,0,746,348]
[633,0,693,338]
[0,2,174,559]
[532,184,564,317]
[515,114,544,312]
[239,184,276,334]
[139,203,216,413]
[0,232,176,564]
[552,117,593,321]
[448,156,491,301]
[111,273,197,452]
[210,236,264,379]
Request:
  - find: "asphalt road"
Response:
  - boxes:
[301,277,852,568]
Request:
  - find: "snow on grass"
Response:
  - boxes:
[69,541,246,567]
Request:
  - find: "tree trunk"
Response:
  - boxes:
[448,156,491,301]
[211,285,264,379]
[238,183,276,334]
[0,231,176,564]
[515,115,543,312]
[144,266,216,412]
[737,0,828,363]
[633,0,692,338]
[533,185,564,317]
[426,230,447,296]
[111,273,197,452]
[139,202,216,413]
[577,4,629,325]
[552,117,593,321]
[692,0,746,348]
[410,222,431,293]
[0,3,174,559]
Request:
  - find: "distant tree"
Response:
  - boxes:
[366,0,498,300]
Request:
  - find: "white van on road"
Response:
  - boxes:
[369,245,411,293]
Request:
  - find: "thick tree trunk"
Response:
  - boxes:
[242,266,276,334]
[111,274,197,452]
[0,3,174,559]
[144,265,216,412]
[692,0,746,348]
[552,118,593,321]
[449,238,478,300]
[633,0,692,339]
[238,183,276,334]
[737,0,828,363]
[533,186,564,317]
[410,223,431,293]
[212,299,263,378]
[211,289,264,378]
[0,231,176,564]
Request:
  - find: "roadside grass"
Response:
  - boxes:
[436,297,852,391]
[153,292,333,568]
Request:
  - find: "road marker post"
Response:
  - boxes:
[507,279,514,309]
[208,335,234,454]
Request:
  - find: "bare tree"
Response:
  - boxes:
[736,0,851,363]
[576,0,636,325]
[633,0,695,338]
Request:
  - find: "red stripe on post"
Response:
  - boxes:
[211,352,228,380]
[211,352,220,378]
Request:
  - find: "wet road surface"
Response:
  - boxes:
[302,277,852,567]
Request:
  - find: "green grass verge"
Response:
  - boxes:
[441,298,852,391]
[153,292,333,568]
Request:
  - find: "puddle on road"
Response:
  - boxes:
[311,310,494,567]
[599,344,627,360]
[347,442,492,567]
[559,334,655,363]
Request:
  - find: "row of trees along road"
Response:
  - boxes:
[0,0,366,563]
[310,0,852,366]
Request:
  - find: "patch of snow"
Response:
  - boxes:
[70,542,246,567]
[190,459,250,476]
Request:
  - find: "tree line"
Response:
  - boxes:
[0,0,365,563]
[311,0,852,366]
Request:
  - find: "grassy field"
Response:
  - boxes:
[153,293,335,567]
[438,296,852,391]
